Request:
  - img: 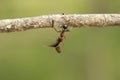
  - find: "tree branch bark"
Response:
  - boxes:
[0,14,120,32]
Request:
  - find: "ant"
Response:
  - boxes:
[49,20,69,53]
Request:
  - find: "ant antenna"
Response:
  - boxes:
[52,20,61,33]
[52,20,69,32]
[52,13,69,33]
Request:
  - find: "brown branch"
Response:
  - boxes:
[0,14,120,32]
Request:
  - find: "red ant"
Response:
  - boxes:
[49,20,69,53]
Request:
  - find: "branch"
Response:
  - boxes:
[0,14,120,32]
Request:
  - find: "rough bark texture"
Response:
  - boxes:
[0,14,120,32]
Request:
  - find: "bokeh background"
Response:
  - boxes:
[0,0,120,80]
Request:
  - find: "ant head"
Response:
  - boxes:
[63,24,68,29]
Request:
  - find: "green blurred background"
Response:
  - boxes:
[0,0,120,80]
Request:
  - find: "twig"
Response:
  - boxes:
[0,14,120,32]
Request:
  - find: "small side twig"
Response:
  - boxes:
[0,14,120,33]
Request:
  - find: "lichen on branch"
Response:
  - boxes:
[0,14,120,32]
